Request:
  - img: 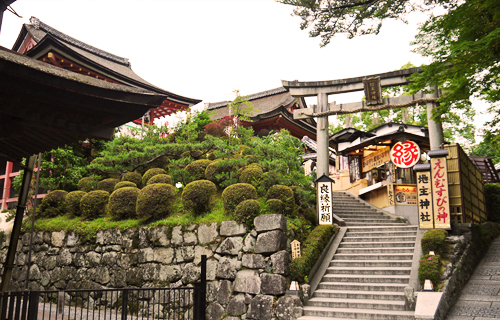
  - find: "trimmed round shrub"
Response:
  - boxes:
[136,183,176,220]
[147,174,173,186]
[205,160,233,186]
[39,190,68,218]
[66,191,86,216]
[122,172,143,188]
[267,185,295,215]
[266,199,285,214]
[234,199,261,227]
[418,254,441,287]
[181,150,203,159]
[239,166,263,186]
[182,180,217,214]
[80,190,110,220]
[108,187,140,220]
[78,177,98,192]
[114,181,137,190]
[185,160,213,181]
[421,229,448,256]
[222,183,258,214]
[97,178,120,194]
[142,168,166,186]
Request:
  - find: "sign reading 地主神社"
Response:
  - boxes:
[316,174,334,225]
[417,170,434,229]
[390,141,421,169]
[431,157,451,229]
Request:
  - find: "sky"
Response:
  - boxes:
[0,0,489,133]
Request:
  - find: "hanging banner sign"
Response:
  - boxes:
[362,146,390,172]
[395,186,417,205]
[431,157,451,229]
[390,141,421,168]
[316,175,334,225]
[349,155,361,183]
[417,171,434,229]
[387,184,395,206]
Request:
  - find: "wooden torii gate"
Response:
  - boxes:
[282,67,445,179]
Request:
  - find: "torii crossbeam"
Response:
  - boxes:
[282,68,444,179]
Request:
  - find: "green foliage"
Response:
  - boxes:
[290,224,337,282]
[222,183,258,214]
[205,160,236,188]
[267,185,295,215]
[185,160,213,181]
[233,199,261,227]
[266,199,285,215]
[418,254,441,288]
[78,177,98,193]
[80,190,110,220]
[121,172,143,189]
[136,183,176,220]
[97,178,120,194]
[485,184,500,222]
[472,138,500,164]
[239,166,263,187]
[181,180,218,215]
[421,229,448,256]
[142,168,167,186]
[108,187,140,220]
[66,191,86,217]
[114,181,137,190]
[147,174,173,186]
[38,190,68,218]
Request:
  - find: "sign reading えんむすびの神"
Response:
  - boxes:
[431,157,451,229]
[316,174,334,225]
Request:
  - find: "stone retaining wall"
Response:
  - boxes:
[0,214,303,320]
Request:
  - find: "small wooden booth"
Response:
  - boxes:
[330,123,487,225]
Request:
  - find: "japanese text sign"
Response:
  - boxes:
[362,146,391,173]
[391,140,421,168]
[291,240,301,260]
[431,157,451,229]
[387,184,395,206]
[363,77,383,105]
[417,171,434,229]
[395,186,417,205]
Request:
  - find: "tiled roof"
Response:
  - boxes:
[29,17,130,67]
[206,87,288,110]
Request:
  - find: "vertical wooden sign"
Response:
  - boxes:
[291,240,301,260]
[431,157,451,229]
[417,171,434,229]
[387,184,395,206]
[316,174,334,225]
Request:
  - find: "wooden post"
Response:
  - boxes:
[316,93,330,179]
[426,85,444,150]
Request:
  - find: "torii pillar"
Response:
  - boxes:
[282,67,444,180]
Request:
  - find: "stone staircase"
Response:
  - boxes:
[299,192,417,320]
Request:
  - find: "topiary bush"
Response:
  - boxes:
[108,187,140,220]
[234,199,261,227]
[421,229,448,256]
[485,183,500,222]
[114,181,137,190]
[137,156,169,175]
[97,178,120,194]
[290,224,337,283]
[147,174,173,186]
[136,183,176,220]
[266,199,285,215]
[222,183,258,214]
[181,180,217,215]
[80,190,109,220]
[239,166,263,187]
[205,160,233,187]
[267,185,295,215]
[77,177,98,192]
[122,172,143,188]
[418,254,441,287]
[66,191,86,217]
[185,160,213,181]
[142,168,167,187]
[38,190,68,218]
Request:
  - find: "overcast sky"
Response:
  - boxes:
[0,0,489,133]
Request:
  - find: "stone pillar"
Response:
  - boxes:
[426,85,444,150]
[316,93,330,178]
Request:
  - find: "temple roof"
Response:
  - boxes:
[12,17,201,106]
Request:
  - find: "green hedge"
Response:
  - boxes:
[38,190,68,218]
[136,183,175,220]
[97,178,120,194]
[147,174,173,186]
[66,191,86,216]
[485,183,500,222]
[266,199,285,215]
[114,181,137,190]
[181,180,217,215]
[290,224,337,283]
[80,190,110,220]
[121,172,142,189]
[108,187,140,220]
[77,177,98,193]
[142,168,166,187]
[421,229,448,256]
[418,254,441,287]
[222,183,257,214]
[185,160,213,181]
[234,199,261,227]
[267,185,295,215]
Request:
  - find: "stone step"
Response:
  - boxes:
[335,246,415,254]
[346,226,417,232]
[345,231,417,237]
[342,219,401,224]
[330,260,413,268]
[321,274,410,284]
[339,241,416,248]
[336,213,389,218]
[332,202,369,207]
[318,281,408,292]
[313,289,405,301]
[325,266,411,275]
[332,253,414,261]
[342,236,416,243]
[345,222,407,226]
[301,307,415,320]
[307,297,406,311]
[334,207,378,212]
